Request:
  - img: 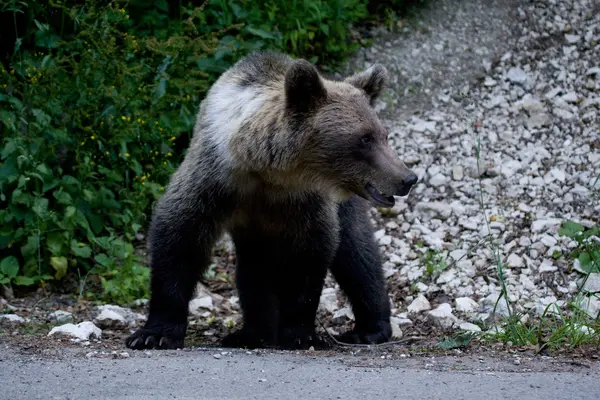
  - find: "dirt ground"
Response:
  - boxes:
[1,292,598,375]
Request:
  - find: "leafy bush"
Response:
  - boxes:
[0,1,225,301]
[0,0,414,303]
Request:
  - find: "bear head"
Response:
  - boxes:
[284,59,418,208]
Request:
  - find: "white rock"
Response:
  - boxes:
[48,321,102,341]
[578,297,599,319]
[429,173,448,187]
[539,234,558,247]
[564,34,580,43]
[545,87,562,99]
[409,119,437,133]
[94,309,127,329]
[459,322,482,332]
[379,235,392,246]
[0,314,25,323]
[531,218,562,233]
[561,92,578,103]
[506,253,524,268]
[390,317,404,339]
[550,168,566,183]
[319,288,339,313]
[450,249,467,261]
[452,165,464,181]
[189,296,214,315]
[519,236,532,247]
[455,297,479,314]
[506,67,528,85]
[583,274,600,293]
[48,310,73,324]
[427,303,459,329]
[407,294,431,313]
[553,107,575,120]
[526,113,551,129]
[416,201,452,219]
[95,305,146,327]
[332,307,355,322]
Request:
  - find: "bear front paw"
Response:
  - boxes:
[335,321,392,345]
[125,326,185,350]
[279,327,331,350]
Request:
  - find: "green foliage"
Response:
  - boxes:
[558,221,600,274]
[437,331,478,350]
[422,249,448,278]
[0,0,408,303]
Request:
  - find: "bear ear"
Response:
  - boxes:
[344,64,388,105]
[284,59,327,113]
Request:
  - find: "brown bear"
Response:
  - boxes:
[125,51,418,350]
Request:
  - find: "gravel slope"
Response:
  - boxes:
[329,0,600,336]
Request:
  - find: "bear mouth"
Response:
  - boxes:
[365,183,395,208]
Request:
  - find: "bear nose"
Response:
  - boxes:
[403,173,418,187]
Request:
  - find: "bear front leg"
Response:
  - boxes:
[125,181,229,350]
[329,197,392,345]
[275,212,338,350]
[222,229,280,349]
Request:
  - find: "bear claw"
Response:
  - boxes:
[125,328,184,350]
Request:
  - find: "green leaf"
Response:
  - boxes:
[32,197,49,217]
[71,241,92,258]
[53,191,73,205]
[14,275,35,286]
[245,25,279,40]
[46,232,64,254]
[0,256,19,278]
[21,236,40,258]
[0,277,10,284]
[94,253,111,267]
[11,189,31,205]
[558,221,585,238]
[1,140,16,160]
[65,206,76,218]
[50,256,68,279]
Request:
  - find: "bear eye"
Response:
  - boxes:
[360,134,374,147]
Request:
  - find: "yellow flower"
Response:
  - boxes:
[90,161,95,165]
[125,153,130,158]
[163,162,167,166]
[90,136,95,140]
[167,152,172,157]
[155,151,158,155]
[127,116,131,122]
[160,187,164,191]
[169,136,176,141]
[154,121,158,125]
[105,151,109,155]
[121,116,126,121]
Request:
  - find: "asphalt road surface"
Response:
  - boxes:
[1,348,599,400]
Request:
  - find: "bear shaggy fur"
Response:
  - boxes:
[125,51,418,350]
